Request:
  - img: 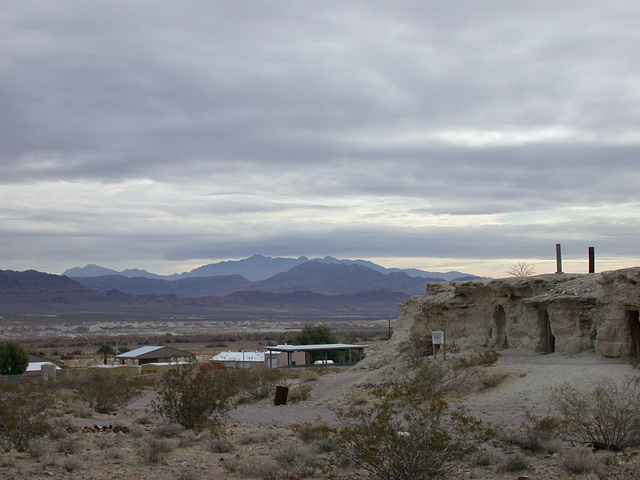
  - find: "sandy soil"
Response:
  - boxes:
[461,348,636,429]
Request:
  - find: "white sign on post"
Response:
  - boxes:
[431,330,445,345]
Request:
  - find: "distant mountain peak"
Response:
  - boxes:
[64,255,480,283]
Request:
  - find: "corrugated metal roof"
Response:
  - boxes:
[116,346,164,358]
[264,343,367,352]
[115,345,193,359]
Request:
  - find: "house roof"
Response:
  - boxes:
[115,345,193,359]
[28,354,64,368]
[264,343,367,352]
[26,362,60,372]
[211,351,266,362]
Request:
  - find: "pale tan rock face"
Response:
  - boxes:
[396,267,640,358]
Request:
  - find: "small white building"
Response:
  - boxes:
[210,351,271,369]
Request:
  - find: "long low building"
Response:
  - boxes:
[115,345,194,365]
[264,343,367,367]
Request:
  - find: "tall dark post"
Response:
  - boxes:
[589,247,595,273]
[556,243,563,274]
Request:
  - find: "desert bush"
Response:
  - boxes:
[222,446,319,479]
[299,369,320,383]
[288,384,313,402]
[48,426,69,441]
[478,369,508,389]
[345,390,369,405]
[291,421,335,443]
[135,413,153,425]
[57,437,82,455]
[151,365,237,432]
[337,394,490,480]
[223,455,280,478]
[128,425,146,438]
[238,431,272,445]
[207,436,235,453]
[0,454,15,467]
[397,360,470,400]
[274,443,319,477]
[104,447,124,460]
[454,349,501,368]
[177,472,201,480]
[598,453,640,479]
[178,430,200,448]
[553,376,640,450]
[152,423,184,438]
[236,368,284,401]
[68,401,93,418]
[500,453,530,472]
[137,437,175,464]
[0,383,52,452]
[62,457,82,472]
[27,438,51,459]
[473,446,505,466]
[563,447,602,475]
[70,372,148,414]
[512,412,562,453]
[94,434,115,450]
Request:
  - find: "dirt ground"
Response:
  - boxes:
[2,347,640,479]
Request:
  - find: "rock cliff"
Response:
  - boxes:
[390,266,640,359]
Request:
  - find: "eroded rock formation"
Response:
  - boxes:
[392,267,640,358]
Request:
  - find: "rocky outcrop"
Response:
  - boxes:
[392,267,640,358]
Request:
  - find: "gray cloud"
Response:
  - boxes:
[1,1,639,276]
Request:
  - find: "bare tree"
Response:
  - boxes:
[506,262,535,277]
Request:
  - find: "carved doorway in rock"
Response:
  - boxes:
[539,308,555,354]
[629,311,640,359]
[492,305,509,349]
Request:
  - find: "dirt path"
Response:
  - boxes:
[460,348,635,430]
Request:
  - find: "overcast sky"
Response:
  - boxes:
[2,1,639,278]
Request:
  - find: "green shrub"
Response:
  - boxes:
[337,396,490,480]
[151,365,237,432]
[553,376,640,450]
[136,437,175,464]
[0,383,52,452]
[237,367,283,400]
[70,372,147,413]
[0,341,29,375]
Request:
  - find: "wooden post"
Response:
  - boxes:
[588,247,595,273]
[443,330,447,361]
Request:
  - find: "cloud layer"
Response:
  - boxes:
[1,1,639,277]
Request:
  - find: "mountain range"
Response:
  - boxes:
[1,256,479,316]
[63,254,474,282]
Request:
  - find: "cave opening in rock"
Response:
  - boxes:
[492,305,508,349]
[539,308,555,354]
[629,311,640,358]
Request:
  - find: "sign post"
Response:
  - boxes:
[431,330,446,360]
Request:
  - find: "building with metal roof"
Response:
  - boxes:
[115,345,194,365]
[264,343,367,367]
